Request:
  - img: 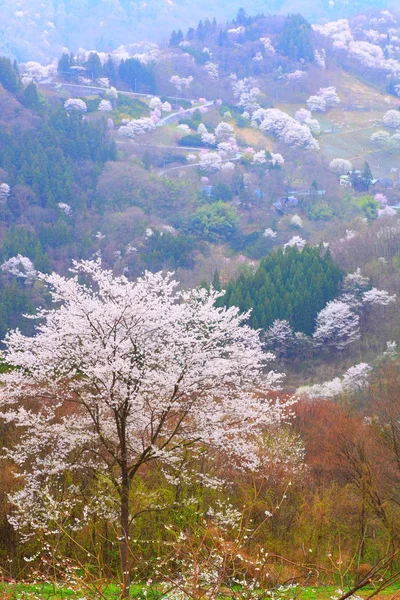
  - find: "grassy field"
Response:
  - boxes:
[1,582,400,599]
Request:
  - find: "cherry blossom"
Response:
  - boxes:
[377,206,397,218]
[291,215,303,228]
[362,288,396,305]
[221,162,235,171]
[0,260,290,596]
[370,130,390,146]
[329,158,353,173]
[0,183,11,202]
[313,300,360,350]
[204,62,219,80]
[215,122,235,141]
[64,98,87,112]
[314,49,326,69]
[170,75,193,92]
[260,37,275,54]
[258,109,319,150]
[1,255,36,280]
[119,118,156,138]
[383,109,400,129]
[57,202,72,216]
[149,96,162,110]
[284,236,306,250]
[199,152,222,172]
[105,86,118,100]
[177,124,190,135]
[98,99,112,112]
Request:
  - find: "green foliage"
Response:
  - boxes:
[178,134,213,148]
[306,201,334,221]
[277,14,315,62]
[188,201,238,241]
[211,183,233,202]
[140,231,198,270]
[118,58,156,94]
[178,110,203,131]
[2,227,50,272]
[357,194,379,220]
[0,106,116,209]
[85,52,103,79]
[116,96,147,120]
[221,246,342,334]
[0,57,20,93]
[21,81,42,111]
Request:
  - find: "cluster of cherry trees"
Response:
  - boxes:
[265,268,396,358]
[252,108,319,150]
[314,12,400,78]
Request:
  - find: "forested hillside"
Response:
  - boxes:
[1,6,400,599]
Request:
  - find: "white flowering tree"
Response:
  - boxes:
[199,151,222,172]
[383,109,400,129]
[119,117,157,138]
[98,99,113,112]
[0,182,11,203]
[64,98,87,112]
[258,109,319,150]
[215,122,235,141]
[0,261,290,598]
[313,300,360,350]
[329,158,353,174]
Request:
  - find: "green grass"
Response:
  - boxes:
[1,582,400,599]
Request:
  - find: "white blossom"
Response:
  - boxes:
[215,122,235,141]
[0,183,11,202]
[383,109,400,129]
[64,98,87,112]
[170,75,193,92]
[314,49,326,69]
[177,124,190,135]
[329,158,353,173]
[313,300,360,350]
[119,118,156,138]
[1,255,36,280]
[199,152,222,172]
[291,215,303,228]
[370,130,390,146]
[204,62,219,80]
[260,37,275,54]
[0,260,291,551]
[263,228,277,238]
[98,99,112,112]
[362,288,396,305]
[57,202,72,216]
[284,236,306,250]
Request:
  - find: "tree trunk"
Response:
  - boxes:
[120,463,131,599]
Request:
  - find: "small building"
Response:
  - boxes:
[340,175,351,187]
[373,178,394,189]
[273,195,298,213]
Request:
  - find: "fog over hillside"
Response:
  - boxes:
[0,0,395,61]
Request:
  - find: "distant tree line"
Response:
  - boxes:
[218,246,342,334]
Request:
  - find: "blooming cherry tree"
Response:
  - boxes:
[1,255,36,280]
[383,109,400,128]
[204,62,219,80]
[329,158,353,173]
[64,98,87,112]
[313,300,360,350]
[0,260,289,598]
[98,99,113,112]
[0,182,11,202]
